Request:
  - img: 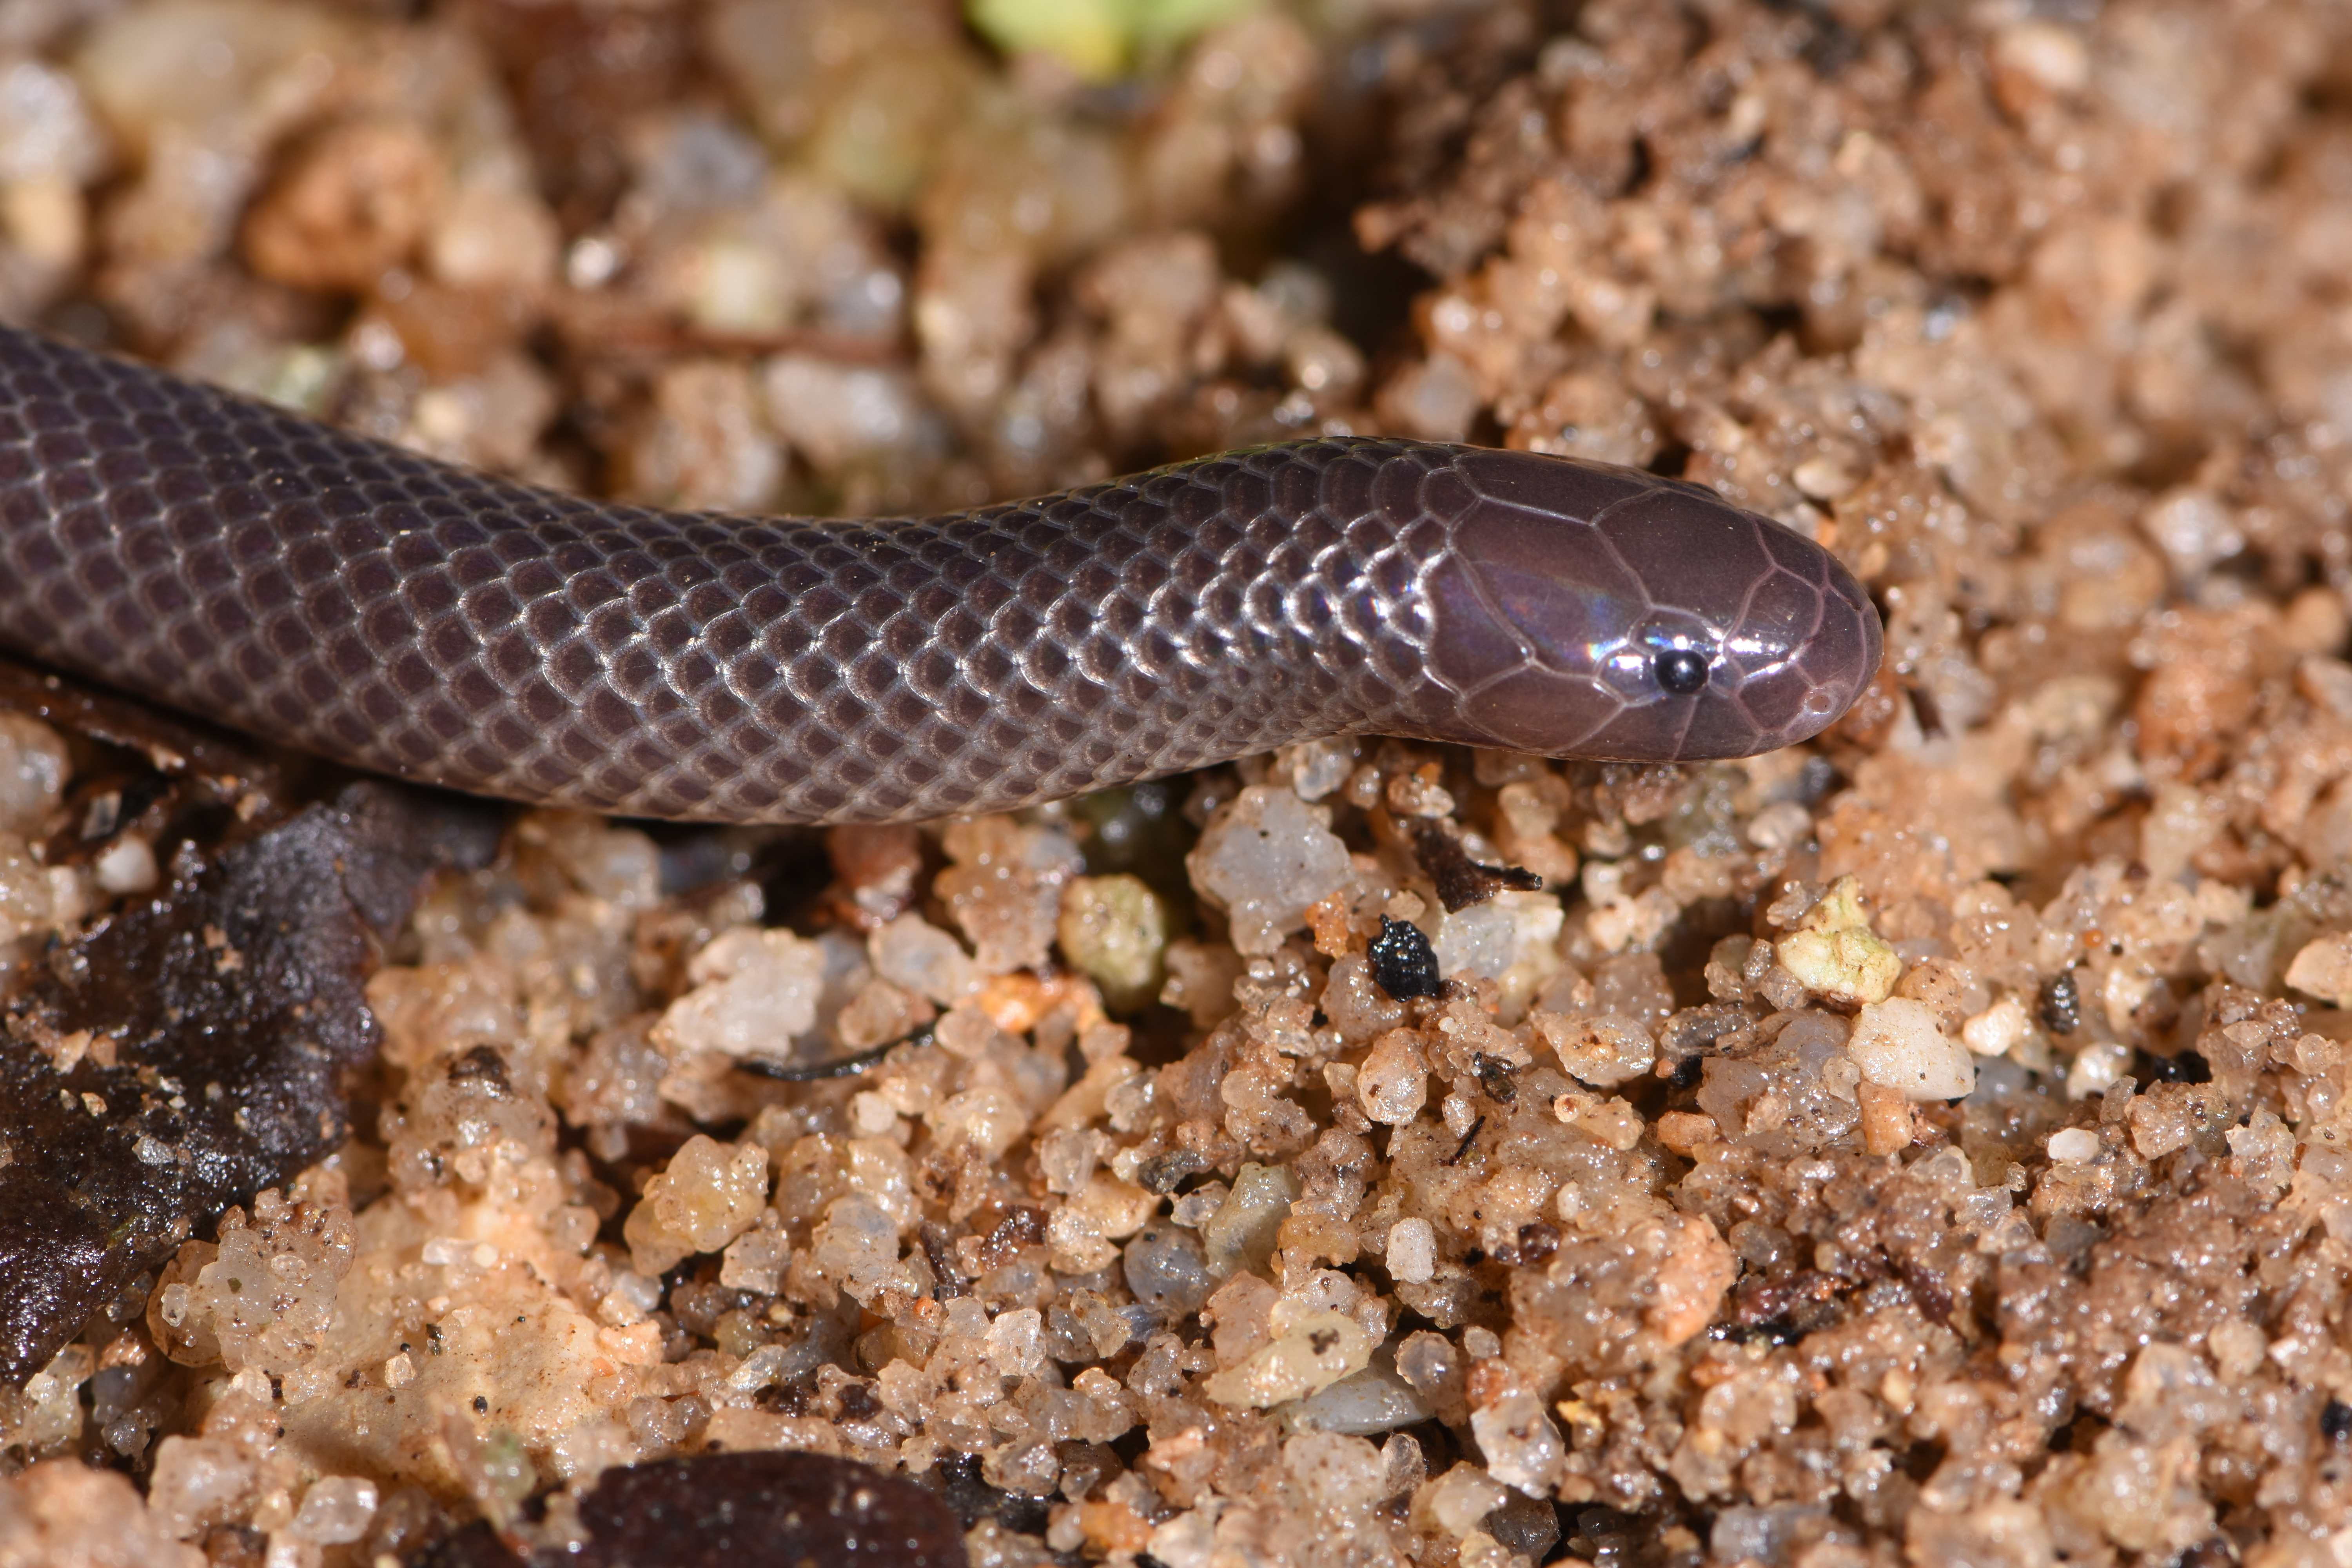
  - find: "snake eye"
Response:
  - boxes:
[1653,648,1711,696]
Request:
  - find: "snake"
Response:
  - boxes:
[0,324,1881,824]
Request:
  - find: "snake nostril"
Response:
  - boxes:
[1654,648,1710,696]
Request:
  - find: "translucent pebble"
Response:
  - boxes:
[1696,1012,1864,1153]
[1282,1429,1387,1518]
[1284,323,1365,399]
[938,816,1083,974]
[0,174,82,288]
[1967,1053,2031,1105]
[1961,993,2035,1056]
[1113,1301,1159,1347]
[810,1192,900,1297]
[428,171,559,294]
[73,0,345,151]
[2126,1084,2221,1159]
[1711,1505,1827,1568]
[0,713,67,834]
[929,1087,1027,1158]
[534,815,662,911]
[1186,786,1351,955]
[1322,953,1405,1044]
[2209,1319,2267,1380]
[289,1475,378,1544]
[1393,1342,1463,1430]
[933,1004,1000,1059]
[147,1433,256,1543]
[1846,998,1974,1102]
[1993,18,2089,91]
[687,237,789,336]
[1432,904,1516,983]
[1356,1029,1428,1125]
[1418,1462,1510,1539]
[398,355,560,474]
[2139,488,2243,576]
[1530,1013,1656,1089]
[1199,1304,1372,1409]
[566,234,619,288]
[1170,1181,1227,1230]
[1038,1125,1106,1195]
[1047,1202,1119,1274]
[625,1135,771,1276]
[0,59,107,187]
[848,1091,899,1136]
[420,1237,495,1269]
[2141,781,2225,883]
[0,1461,207,1567]
[1066,1172,1154,1241]
[189,1190,355,1376]
[985,1306,1044,1377]
[820,263,906,341]
[0,832,53,942]
[1272,737,1356,802]
[720,1221,790,1295]
[1122,1221,1212,1316]
[3,1346,89,1454]
[1377,352,1480,442]
[1385,1217,1436,1284]
[1772,876,1901,1005]
[632,109,766,216]
[869,914,983,1005]
[549,1419,639,1488]
[94,835,157,894]
[1385,769,1454,818]
[1201,1161,1300,1278]
[608,1271,664,1317]
[836,977,932,1052]
[1057,873,1169,1009]
[1147,1508,1216,1568]
[658,927,827,1057]
[1161,939,1245,1027]
[1470,1388,1565,1496]
[1432,891,1564,1020]
[2297,653,2352,721]
[2065,1038,2132,1100]
[1745,800,1813,851]
[564,1021,670,1161]
[813,46,992,211]
[241,118,439,293]
[763,353,934,474]
[2047,1128,2102,1163]
[728,1343,791,1394]
[2285,932,2352,1008]
[628,359,784,512]
[1282,1359,1433,1437]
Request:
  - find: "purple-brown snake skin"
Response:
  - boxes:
[0,325,1881,823]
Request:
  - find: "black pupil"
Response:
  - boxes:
[1654,648,1710,695]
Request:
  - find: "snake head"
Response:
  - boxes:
[1415,448,1882,761]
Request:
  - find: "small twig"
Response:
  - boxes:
[1445,1114,1487,1167]
[732,1025,935,1082]
[920,1220,967,1301]
[1474,1055,1517,1105]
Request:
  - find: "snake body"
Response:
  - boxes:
[0,326,1880,823]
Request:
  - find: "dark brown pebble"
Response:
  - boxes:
[1406,817,1543,913]
[414,1452,965,1568]
[2039,969,2082,1034]
[0,780,499,1380]
[1369,913,1442,1000]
